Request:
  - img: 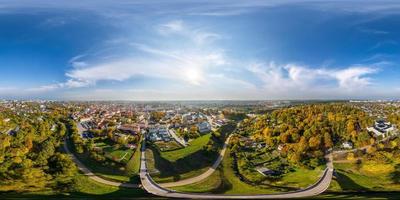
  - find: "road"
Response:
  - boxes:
[68,120,334,198]
[63,141,139,188]
[168,128,187,147]
[140,139,334,199]
[159,135,232,187]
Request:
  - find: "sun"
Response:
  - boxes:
[185,68,201,85]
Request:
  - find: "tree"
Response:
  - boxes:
[323,132,333,148]
[308,136,321,149]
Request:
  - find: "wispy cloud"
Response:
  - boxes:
[157,20,221,45]
[247,62,378,94]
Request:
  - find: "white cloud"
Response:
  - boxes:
[27,84,62,92]
[247,62,379,96]
[157,20,222,45]
[332,67,377,89]
[158,20,184,33]
[62,43,227,89]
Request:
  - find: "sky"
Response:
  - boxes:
[0,0,399,100]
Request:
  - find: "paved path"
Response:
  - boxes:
[140,139,334,199]
[63,141,139,188]
[168,128,187,147]
[159,135,232,188]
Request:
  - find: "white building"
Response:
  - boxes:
[197,121,211,133]
[367,119,395,138]
[342,141,353,149]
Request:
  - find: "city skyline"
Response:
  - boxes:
[1,0,400,100]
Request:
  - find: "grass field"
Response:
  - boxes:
[277,167,324,189]
[67,139,138,183]
[126,137,143,176]
[154,140,182,152]
[1,174,151,199]
[172,148,324,194]
[161,133,212,162]
[172,148,279,194]
[95,140,135,164]
[146,132,217,183]
[329,162,400,192]
[103,146,134,164]
[170,169,225,193]
[146,147,212,183]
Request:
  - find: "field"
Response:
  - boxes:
[126,137,143,175]
[146,133,217,183]
[146,145,214,183]
[172,148,277,194]
[103,146,134,164]
[161,133,212,161]
[172,148,324,194]
[95,140,135,164]
[329,162,400,192]
[67,139,139,183]
[154,140,182,152]
[1,174,151,199]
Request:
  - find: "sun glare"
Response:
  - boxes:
[185,68,201,85]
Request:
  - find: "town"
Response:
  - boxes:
[1,100,400,199]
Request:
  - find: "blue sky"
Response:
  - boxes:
[0,0,399,100]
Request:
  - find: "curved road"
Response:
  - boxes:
[68,120,334,198]
[64,141,139,188]
[159,135,232,188]
[140,140,334,199]
[65,121,139,188]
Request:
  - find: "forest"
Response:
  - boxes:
[0,104,77,192]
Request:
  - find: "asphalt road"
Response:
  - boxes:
[159,135,232,188]
[63,141,139,188]
[140,139,334,199]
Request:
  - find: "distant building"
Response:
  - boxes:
[342,141,353,149]
[197,121,211,133]
[125,144,137,149]
[256,167,278,176]
[118,124,140,135]
[367,119,395,138]
[277,144,284,151]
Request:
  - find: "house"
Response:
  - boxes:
[367,119,395,138]
[118,124,140,135]
[256,167,278,176]
[126,144,137,149]
[113,132,128,141]
[342,141,353,149]
[51,124,57,132]
[197,121,212,133]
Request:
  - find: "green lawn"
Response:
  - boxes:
[1,174,151,199]
[329,162,400,192]
[172,148,325,194]
[146,147,211,183]
[104,147,134,164]
[148,123,240,184]
[154,140,182,152]
[217,149,279,194]
[145,133,217,183]
[67,139,137,183]
[172,148,279,194]
[126,137,143,176]
[170,169,224,193]
[161,133,212,162]
[277,167,324,189]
